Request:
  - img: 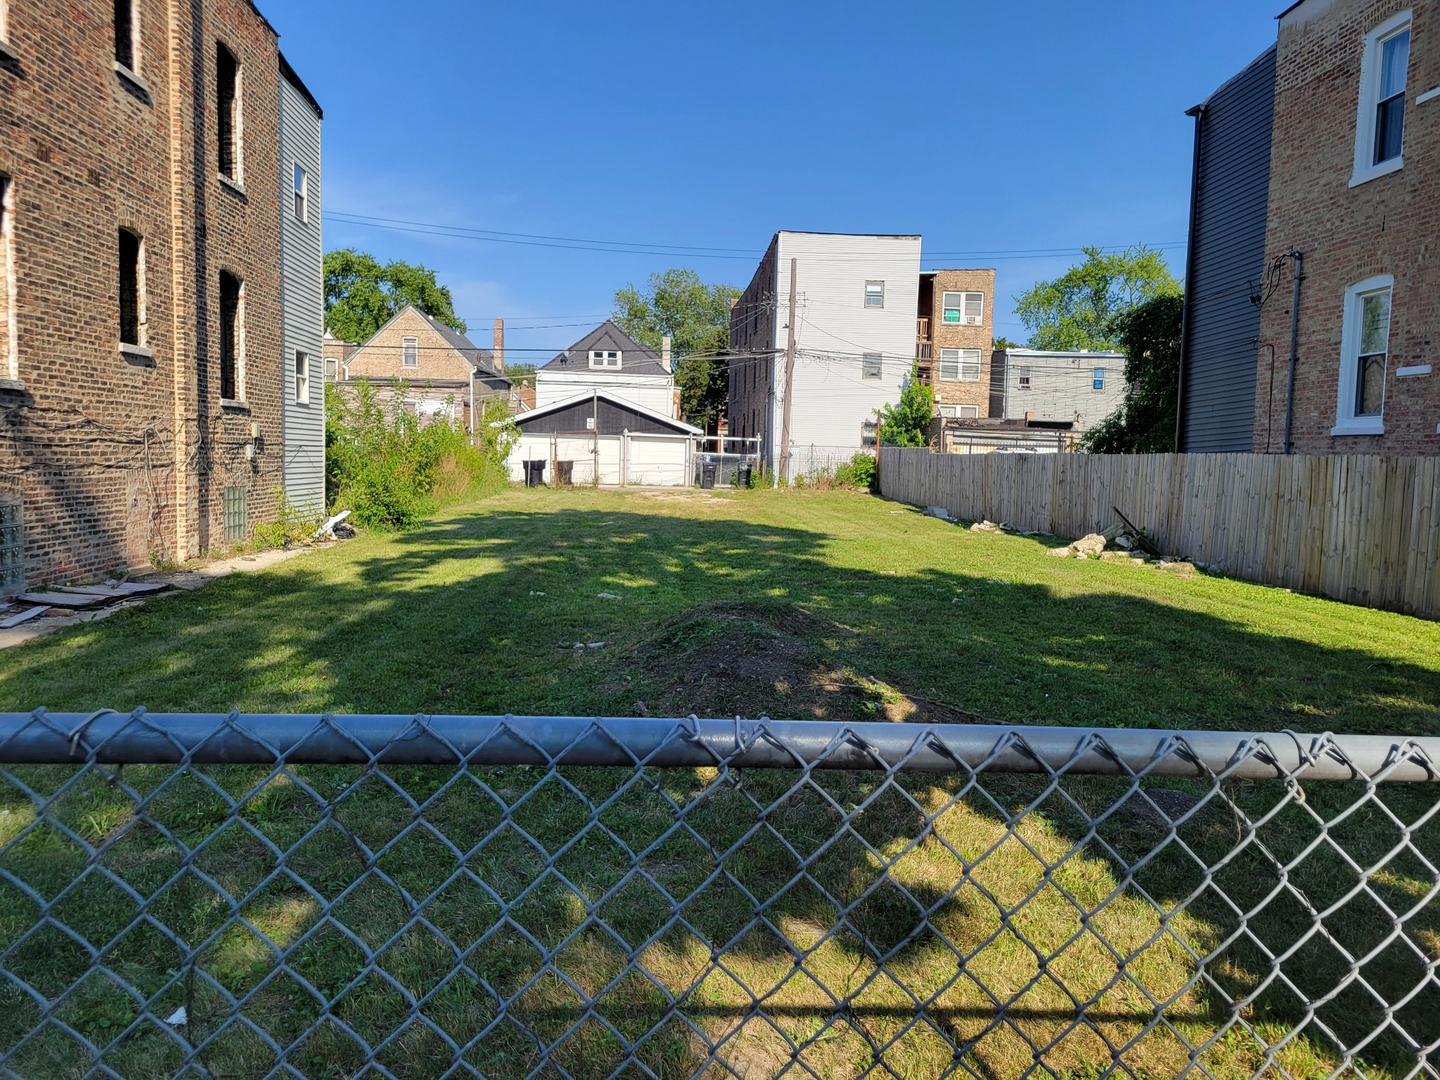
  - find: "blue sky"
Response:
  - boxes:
[276,1,1280,360]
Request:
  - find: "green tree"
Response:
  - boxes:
[992,336,1021,352]
[1014,245,1181,352]
[612,269,741,431]
[1080,293,1185,454]
[876,364,936,447]
[324,249,466,343]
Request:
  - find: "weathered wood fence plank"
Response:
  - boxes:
[878,448,1440,619]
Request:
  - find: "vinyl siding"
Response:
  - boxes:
[1180,45,1276,453]
[1001,350,1127,429]
[751,234,921,478]
[278,76,325,512]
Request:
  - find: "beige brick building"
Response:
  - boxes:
[917,269,996,418]
[338,306,511,433]
[0,0,319,585]
[1254,0,1440,455]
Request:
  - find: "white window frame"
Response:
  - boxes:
[293,163,308,223]
[588,349,621,369]
[295,350,310,405]
[861,353,883,379]
[941,291,984,326]
[1332,275,1393,436]
[324,356,338,382]
[940,348,981,382]
[864,281,885,309]
[1351,11,1412,187]
[402,336,418,368]
[1017,366,1032,390]
[1093,367,1106,391]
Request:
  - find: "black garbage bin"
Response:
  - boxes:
[737,465,752,489]
[524,460,546,488]
[556,460,575,485]
[700,459,718,490]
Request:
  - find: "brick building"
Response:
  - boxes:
[338,306,511,433]
[1181,0,1440,455]
[0,0,322,586]
[916,269,995,418]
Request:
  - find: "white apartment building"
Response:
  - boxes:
[995,349,1127,430]
[728,232,922,480]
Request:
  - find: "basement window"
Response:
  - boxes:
[217,43,242,182]
[403,336,418,367]
[1352,13,1411,185]
[589,349,621,369]
[219,270,243,401]
[0,502,22,595]
[223,485,248,542]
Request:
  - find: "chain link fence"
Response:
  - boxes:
[0,710,1436,1080]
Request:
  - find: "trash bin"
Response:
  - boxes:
[556,460,575,486]
[737,465,752,489]
[524,460,546,488]
[700,460,718,490]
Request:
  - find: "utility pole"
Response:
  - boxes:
[776,257,797,486]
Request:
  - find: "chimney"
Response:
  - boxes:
[661,335,672,374]
[492,318,505,371]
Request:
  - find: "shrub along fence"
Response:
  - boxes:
[880,448,1440,618]
[0,710,1436,1080]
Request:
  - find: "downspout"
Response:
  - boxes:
[1176,101,1206,454]
[1282,250,1303,455]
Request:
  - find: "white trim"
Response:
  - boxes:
[1333,274,1393,436]
[514,388,703,435]
[864,281,885,309]
[1417,86,1440,105]
[401,335,418,368]
[1396,364,1431,377]
[1351,11,1412,187]
[941,291,985,326]
[588,349,622,369]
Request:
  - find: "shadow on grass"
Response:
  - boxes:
[0,503,1437,1077]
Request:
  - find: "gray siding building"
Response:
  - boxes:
[278,56,325,513]
[1178,45,1277,452]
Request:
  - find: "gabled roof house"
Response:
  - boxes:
[536,321,678,418]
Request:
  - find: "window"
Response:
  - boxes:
[1093,368,1106,391]
[402,336,418,367]
[942,292,984,325]
[939,404,980,419]
[1018,366,1032,389]
[1333,276,1393,435]
[0,176,11,379]
[588,349,621,368]
[114,0,136,71]
[118,229,144,347]
[219,271,242,400]
[295,350,310,404]
[0,501,22,595]
[217,43,241,181]
[862,353,883,379]
[861,420,877,447]
[324,356,338,381]
[864,281,885,309]
[1353,13,1412,185]
[223,485,248,542]
[939,348,981,382]
[293,163,308,222]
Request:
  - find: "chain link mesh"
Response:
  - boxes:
[0,710,1436,1080]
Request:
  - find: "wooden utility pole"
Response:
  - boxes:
[776,257,797,486]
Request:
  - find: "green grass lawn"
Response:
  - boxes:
[2,487,1437,1080]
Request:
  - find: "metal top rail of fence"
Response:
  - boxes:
[1,711,1436,1080]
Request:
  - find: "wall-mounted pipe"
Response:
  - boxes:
[1282,250,1303,455]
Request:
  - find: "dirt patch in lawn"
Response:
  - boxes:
[621,600,986,724]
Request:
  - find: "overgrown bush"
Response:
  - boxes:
[325,382,516,530]
[252,489,323,549]
[835,452,877,491]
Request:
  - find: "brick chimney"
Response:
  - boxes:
[492,318,505,371]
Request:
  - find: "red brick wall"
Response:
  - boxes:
[0,0,290,584]
[1257,0,1440,455]
[925,269,995,414]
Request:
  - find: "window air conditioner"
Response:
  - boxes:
[965,317,979,325]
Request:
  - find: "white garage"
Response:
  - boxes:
[506,390,702,488]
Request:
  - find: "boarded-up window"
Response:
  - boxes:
[119,230,141,346]
[219,271,241,400]
[940,348,981,382]
[217,44,240,180]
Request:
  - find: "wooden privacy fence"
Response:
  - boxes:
[879,448,1440,619]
